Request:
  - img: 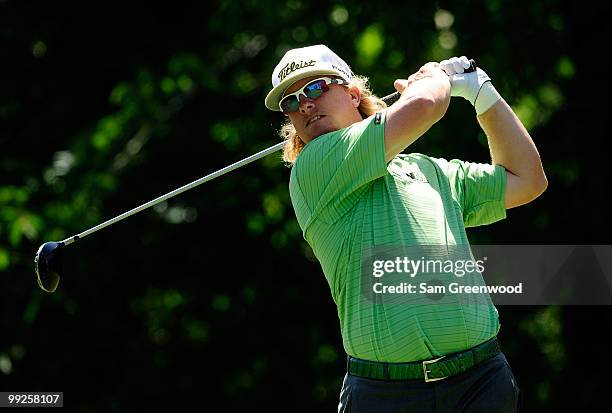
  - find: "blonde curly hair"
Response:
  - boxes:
[279,75,387,166]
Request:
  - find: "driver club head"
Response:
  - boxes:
[34,241,64,293]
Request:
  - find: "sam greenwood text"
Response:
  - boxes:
[372,282,523,294]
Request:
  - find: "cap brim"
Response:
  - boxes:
[265,69,349,111]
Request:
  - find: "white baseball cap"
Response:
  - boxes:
[265,44,354,111]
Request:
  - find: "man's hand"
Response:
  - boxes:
[439,56,472,77]
[394,62,450,95]
[439,56,500,115]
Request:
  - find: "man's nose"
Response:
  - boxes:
[298,95,315,113]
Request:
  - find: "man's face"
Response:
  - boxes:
[283,75,362,144]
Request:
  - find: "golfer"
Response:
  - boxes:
[265,45,546,412]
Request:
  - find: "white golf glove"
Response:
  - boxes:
[440,56,501,115]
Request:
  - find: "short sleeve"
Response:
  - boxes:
[429,157,507,227]
[289,111,388,231]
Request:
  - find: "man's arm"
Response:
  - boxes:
[477,99,548,209]
[385,63,451,163]
[439,57,548,209]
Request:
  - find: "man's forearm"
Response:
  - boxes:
[477,98,547,188]
[384,64,451,161]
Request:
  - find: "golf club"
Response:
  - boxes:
[34,59,477,293]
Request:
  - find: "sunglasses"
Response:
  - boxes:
[279,77,348,113]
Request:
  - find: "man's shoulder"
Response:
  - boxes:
[294,114,382,166]
[294,130,341,164]
[289,129,346,190]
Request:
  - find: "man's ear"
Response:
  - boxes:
[349,86,361,108]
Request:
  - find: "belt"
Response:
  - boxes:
[347,337,501,382]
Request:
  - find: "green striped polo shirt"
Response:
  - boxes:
[288,110,507,362]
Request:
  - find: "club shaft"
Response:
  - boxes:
[61,141,286,245]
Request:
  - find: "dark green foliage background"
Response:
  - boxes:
[1,0,610,411]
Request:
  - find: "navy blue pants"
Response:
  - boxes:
[338,352,522,413]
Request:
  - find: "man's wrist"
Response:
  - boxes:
[474,81,501,116]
